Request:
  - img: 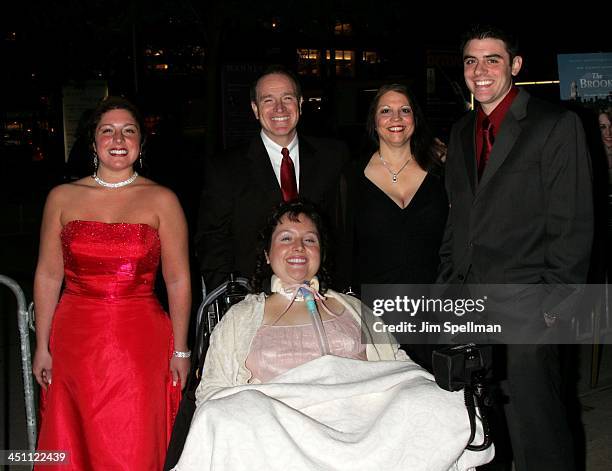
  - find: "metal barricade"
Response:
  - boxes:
[0,274,37,451]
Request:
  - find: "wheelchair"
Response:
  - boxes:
[164,275,496,470]
[193,273,250,376]
[164,273,249,470]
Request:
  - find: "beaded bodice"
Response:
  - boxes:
[60,220,160,299]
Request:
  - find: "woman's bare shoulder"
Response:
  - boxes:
[141,185,184,224]
[136,178,178,201]
[46,178,96,201]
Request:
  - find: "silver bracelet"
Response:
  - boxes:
[173,350,191,358]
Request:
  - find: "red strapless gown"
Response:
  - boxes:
[36,220,181,471]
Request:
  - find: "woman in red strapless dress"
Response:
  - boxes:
[32,97,191,471]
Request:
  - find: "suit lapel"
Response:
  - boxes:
[461,115,477,194]
[246,136,282,199]
[476,89,529,194]
[297,136,319,199]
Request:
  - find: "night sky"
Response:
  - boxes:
[3,1,610,91]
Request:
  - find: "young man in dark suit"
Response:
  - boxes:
[196,66,349,291]
[438,25,593,470]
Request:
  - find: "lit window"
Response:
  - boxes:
[325,50,354,61]
[334,22,352,36]
[297,48,321,76]
[339,50,353,61]
[298,48,320,61]
[362,51,379,64]
[325,50,355,77]
[144,48,164,57]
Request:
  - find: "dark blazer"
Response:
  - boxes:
[196,134,349,290]
[438,89,593,321]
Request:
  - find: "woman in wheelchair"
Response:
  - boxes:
[173,200,493,471]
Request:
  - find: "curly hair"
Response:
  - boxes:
[366,83,443,175]
[250,200,332,295]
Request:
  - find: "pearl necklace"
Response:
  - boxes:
[379,151,412,183]
[93,171,139,188]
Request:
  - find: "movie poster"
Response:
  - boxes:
[557,53,612,105]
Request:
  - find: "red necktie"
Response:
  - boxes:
[478,117,494,180]
[280,147,298,202]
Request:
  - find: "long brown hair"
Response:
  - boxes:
[366,83,442,174]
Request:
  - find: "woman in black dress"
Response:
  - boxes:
[350,83,448,369]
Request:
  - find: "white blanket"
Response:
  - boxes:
[174,356,494,471]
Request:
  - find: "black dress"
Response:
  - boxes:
[352,163,449,370]
[355,172,448,285]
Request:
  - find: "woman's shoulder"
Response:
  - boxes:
[232,293,266,314]
[134,177,173,197]
[216,293,266,326]
[135,179,183,212]
[326,290,362,312]
[345,152,376,193]
[353,151,376,171]
[46,179,95,201]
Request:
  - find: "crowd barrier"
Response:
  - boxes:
[0,274,37,453]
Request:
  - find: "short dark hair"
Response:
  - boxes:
[250,65,303,103]
[88,96,146,146]
[366,83,443,174]
[460,24,520,61]
[250,200,331,294]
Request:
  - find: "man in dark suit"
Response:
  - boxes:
[196,66,349,291]
[438,25,593,470]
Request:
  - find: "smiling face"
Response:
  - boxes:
[267,213,321,285]
[374,90,415,148]
[251,73,302,147]
[463,38,522,114]
[94,108,141,174]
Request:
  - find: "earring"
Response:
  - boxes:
[139,151,143,169]
[265,251,270,264]
[93,150,98,172]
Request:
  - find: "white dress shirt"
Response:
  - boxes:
[260,131,300,191]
